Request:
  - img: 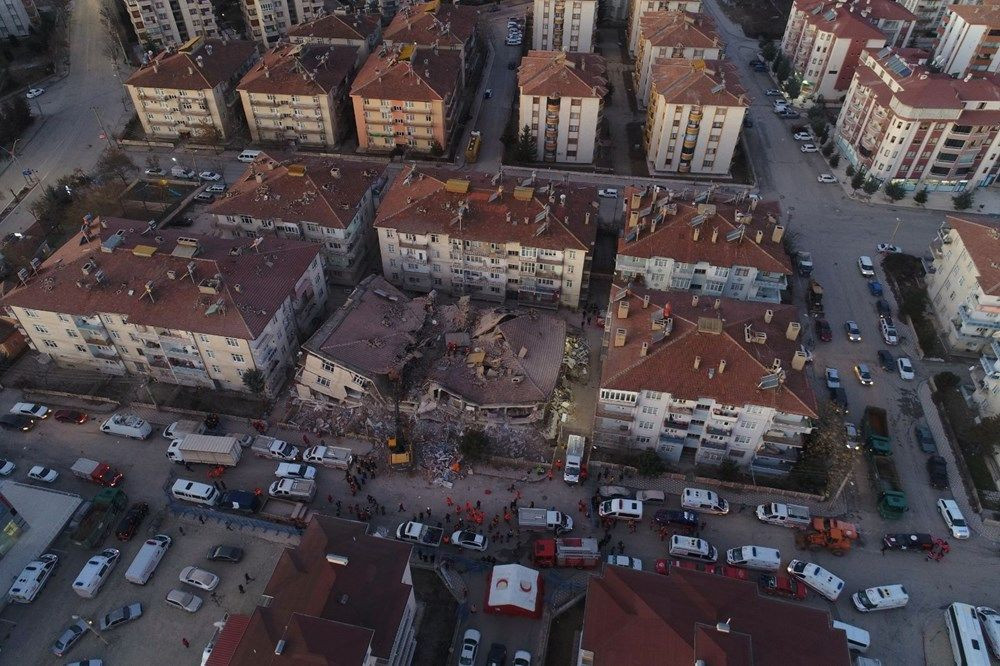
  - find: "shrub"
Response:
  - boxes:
[636,449,665,477]
[953,191,974,210]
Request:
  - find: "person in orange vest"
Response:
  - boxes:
[446,496,453,506]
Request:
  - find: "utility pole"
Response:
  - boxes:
[92,106,116,150]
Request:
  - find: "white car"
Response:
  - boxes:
[205,183,226,193]
[450,530,488,551]
[937,499,970,539]
[764,89,782,96]
[28,466,58,483]
[10,402,49,418]
[274,463,317,480]
[606,555,643,570]
[897,356,914,380]
[513,650,532,666]
[976,606,1000,657]
[844,423,862,450]
[877,243,902,254]
[0,459,15,476]
[817,174,838,183]
[165,588,203,613]
[881,320,899,345]
[793,131,812,141]
[144,167,166,176]
[179,566,219,591]
[824,367,841,389]
[198,171,222,181]
[25,88,45,99]
[858,255,875,276]
[800,144,818,153]
[459,628,481,666]
[598,188,618,198]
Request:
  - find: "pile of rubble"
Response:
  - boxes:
[563,335,589,382]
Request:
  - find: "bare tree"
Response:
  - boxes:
[96,148,138,184]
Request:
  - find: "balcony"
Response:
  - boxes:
[699,439,728,452]
[399,237,428,249]
[750,457,795,477]
[755,442,801,463]
[772,414,813,432]
[711,407,739,421]
[659,433,686,447]
[762,429,802,447]
[705,424,732,437]
[956,304,1000,332]
[82,330,111,345]
[979,349,1000,380]
[668,404,694,416]
[88,344,120,360]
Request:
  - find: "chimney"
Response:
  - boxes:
[188,66,194,75]
[692,294,699,306]
[153,61,159,73]
[640,341,649,356]
[755,229,763,244]
[255,173,264,183]
[630,190,641,210]
[629,210,639,227]
[714,298,721,310]
[692,227,700,241]
[786,321,801,340]
[614,328,627,347]
[711,227,719,243]
[764,309,774,323]
[718,359,726,374]
[791,351,808,371]
[693,355,701,370]
[584,212,591,225]
[771,225,785,243]
[617,300,630,319]
[642,294,650,309]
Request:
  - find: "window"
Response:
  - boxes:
[638,421,655,430]
[33,325,49,334]
[211,365,221,374]
[66,330,79,338]
[316,376,331,388]
[43,339,58,349]
[225,337,239,347]
[205,349,215,359]
[231,353,246,363]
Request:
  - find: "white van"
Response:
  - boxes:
[268,478,316,501]
[100,413,152,440]
[237,149,262,163]
[125,534,173,585]
[669,535,718,563]
[598,499,643,520]
[171,479,219,506]
[787,559,845,601]
[72,548,119,599]
[563,434,585,484]
[725,545,781,572]
[8,554,58,603]
[681,487,730,515]
[851,584,909,612]
[833,620,871,653]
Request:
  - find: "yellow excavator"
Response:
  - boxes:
[387,367,412,467]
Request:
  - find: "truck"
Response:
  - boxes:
[166,434,242,467]
[756,503,811,528]
[563,435,586,484]
[862,407,892,456]
[70,488,127,548]
[258,497,315,527]
[465,131,481,163]
[806,279,824,316]
[395,521,444,548]
[302,445,353,470]
[793,517,858,556]
[70,458,124,487]
[518,507,573,535]
[162,419,206,440]
[268,478,316,501]
[795,251,814,277]
[250,436,299,461]
[533,538,600,568]
[870,454,908,519]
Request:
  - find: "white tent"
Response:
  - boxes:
[485,563,542,618]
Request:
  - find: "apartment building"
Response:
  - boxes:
[384,1,480,83]
[241,0,322,46]
[0,0,38,38]
[594,282,816,475]
[780,0,916,102]
[933,3,1000,77]
[123,0,217,50]
[2,218,327,396]
[602,0,629,22]
[533,0,598,52]
[517,51,607,164]
[835,47,1000,191]
[634,11,722,108]
[900,0,983,47]
[374,165,598,310]
[124,37,257,141]
[209,152,387,286]
[626,0,702,55]
[350,44,462,154]
[286,10,382,58]
[644,59,747,175]
[237,43,359,148]
[616,188,791,303]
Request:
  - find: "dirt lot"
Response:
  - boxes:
[716,0,793,40]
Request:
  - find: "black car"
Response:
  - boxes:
[877,349,894,372]
[876,299,892,318]
[815,319,832,342]
[0,414,35,431]
[915,424,937,453]
[219,490,261,513]
[208,545,245,563]
[486,643,507,666]
[653,510,699,532]
[116,502,149,541]
[882,533,934,552]
[829,386,849,414]
[927,455,949,489]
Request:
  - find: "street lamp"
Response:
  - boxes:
[71,614,110,646]
[0,139,34,186]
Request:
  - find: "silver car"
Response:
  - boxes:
[51,619,89,656]
[99,602,143,630]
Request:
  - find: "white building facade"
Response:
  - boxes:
[533,0,598,52]
[933,4,1000,77]
[625,0,702,55]
[123,0,219,49]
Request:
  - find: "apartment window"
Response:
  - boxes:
[77,345,88,352]
[231,353,246,363]
[33,325,49,334]
[316,376,331,388]
[225,337,239,347]
[641,405,658,414]
[205,349,215,359]
[211,365,221,374]
[42,339,58,349]
[66,329,79,338]
[638,421,655,430]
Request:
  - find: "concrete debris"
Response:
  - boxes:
[563,335,589,381]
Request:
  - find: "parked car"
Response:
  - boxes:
[179,566,219,591]
[815,319,832,342]
[51,619,89,657]
[198,171,222,181]
[854,363,874,386]
[450,530,489,552]
[793,131,812,141]
[876,299,892,317]
[459,629,481,666]
[764,89,782,96]
[877,243,902,254]
[0,459,15,476]
[274,463,317,480]
[976,607,1000,657]
[99,602,143,631]
[165,588,203,613]
[26,87,45,99]
[926,455,949,489]
[877,350,894,372]
[144,167,166,177]
[915,424,937,453]
[824,367,841,389]
[0,414,36,431]
[607,555,643,570]
[486,643,507,666]
[513,650,532,666]
[115,502,149,541]
[881,320,899,345]
[10,402,49,418]
[882,533,934,552]
[194,192,215,203]
[483,88,492,99]
[897,357,914,380]
[28,466,59,483]
[207,545,244,563]
[937,498,970,539]
[844,321,861,342]
[800,143,818,153]
[598,188,618,198]
[205,183,226,194]
[653,509,699,532]
[817,174,838,183]
[844,423,862,450]
[54,409,89,424]
[858,255,876,276]
[779,110,801,119]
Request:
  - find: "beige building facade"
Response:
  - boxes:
[241,0,323,46]
[533,0,598,52]
[625,0,702,55]
[123,0,218,49]
[634,10,722,108]
[933,4,1000,77]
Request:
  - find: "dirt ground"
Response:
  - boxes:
[716,0,793,40]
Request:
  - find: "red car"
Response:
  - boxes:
[814,319,832,342]
[54,410,89,424]
[115,502,149,541]
[759,574,808,600]
[654,559,748,581]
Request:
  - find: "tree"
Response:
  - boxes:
[862,178,879,195]
[761,41,777,62]
[514,124,536,163]
[884,182,906,201]
[718,459,740,482]
[241,369,266,395]
[636,449,665,477]
[95,148,137,184]
[784,76,801,100]
[969,416,1000,453]
[789,403,856,496]
[829,154,840,168]
[821,143,834,157]
[0,96,33,146]
[194,124,222,145]
[809,119,827,138]
[430,140,443,157]
[459,428,490,462]
[775,57,792,82]
[845,164,855,177]
[850,172,865,190]
[900,291,929,321]
[818,125,830,143]
[953,190,974,210]
[935,371,960,391]
[914,188,928,206]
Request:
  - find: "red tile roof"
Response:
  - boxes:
[650,59,747,106]
[204,614,251,666]
[238,43,358,96]
[2,217,321,340]
[619,187,791,274]
[947,3,1000,26]
[581,566,851,665]
[858,48,1000,111]
[601,281,817,417]
[793,0,911,40]
[286,11,381,42]
[126,37,257,91]
[384,0,479,49]
[946,216,1000,295]
[639,10,721,49]
[374,165,599,252]
[350,44,462,102]
[518,51,608,98]
[208,151,387,230]
[229,516,413,663]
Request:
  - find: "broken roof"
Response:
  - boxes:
[650,59,747,106]
[375,165,599,252]
[350,43,462,102]
[126,37,257,91]
[619,186,791,274]
[2,217,320,340]
[238,43,359,96]
[384,0,479,48]
[600,281,817,417]
[794,0,911,40]
[208,152,387,229]
[518,51,608,98]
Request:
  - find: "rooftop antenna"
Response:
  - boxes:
[140,280,156,303]
[186,260,197,283]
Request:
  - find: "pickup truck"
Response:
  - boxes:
[268,478,316,501]
[518,508,573,534]
[756,503,811,528]
[395,521,443,547]
[251,436,299,461]
[162,419,206,440]
[302,445,353,470]
[70,458,124,487]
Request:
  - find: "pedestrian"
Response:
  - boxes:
[184,462,192,472]
[182,638,190,648]
[381,505,386,516]
[327,494,333,504]
[245,573,255,582]
[336,500,342,511]
[445,513,451,523]
[220,480,227,491]
[426,506,432,517]
[476,499,481,510]
[419,511,425,521]
[238,584,245,594]
[178,525,185,536]
[470,604,478,614]
[198,515,205,524]
[530,500,535,508]
[399,502,406,512]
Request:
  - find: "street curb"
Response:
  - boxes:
[0,117,49,180]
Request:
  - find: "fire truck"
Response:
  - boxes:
[533,538,600,568]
